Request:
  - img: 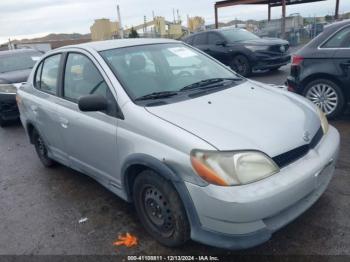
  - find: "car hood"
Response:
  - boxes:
[232,38,288,46]
[0,69,32,84]
[146,81,320,157]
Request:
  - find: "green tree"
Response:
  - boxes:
[129,27,139,38]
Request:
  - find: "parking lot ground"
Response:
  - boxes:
[0,68,349,255]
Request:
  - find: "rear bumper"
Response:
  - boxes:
[253,55,291,70]
[0,93,19,121]
[184,126,340,249]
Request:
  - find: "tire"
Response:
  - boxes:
[133,170,190,247]
[32,129,55,167]
[303,79,345,119]
[230,55,252,77]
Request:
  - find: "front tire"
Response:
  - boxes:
[303,79,345,119]
[32,129,55,167]
[133,170,190,247]
[230,55,252,77]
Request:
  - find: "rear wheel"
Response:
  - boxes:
[230,55,252,77]
[303,79,345,119]
[32,129,55,167]
[133,170,190,247]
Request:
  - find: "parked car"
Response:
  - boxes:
[183,28,290,76]
[17,39,339,250]
[287,20,350,119]
[0,49,42,126]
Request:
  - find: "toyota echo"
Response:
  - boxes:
[17,39,340,249]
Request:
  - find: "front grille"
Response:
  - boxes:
[272,127,324,168]
[269,44,289,54]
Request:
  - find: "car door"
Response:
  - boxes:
[326,26,350,90]
[30,53,69,165]
[206,32,230,64]
[56,51,119,183]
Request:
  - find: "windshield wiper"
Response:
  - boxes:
[180,78,241,91]
[134,91,179,101]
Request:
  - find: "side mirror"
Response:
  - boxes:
[78,95,108,112]
[216,40,227,46]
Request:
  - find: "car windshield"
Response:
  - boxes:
[221,29,260,43]
[0,51,41,73]
[100,43,242,102]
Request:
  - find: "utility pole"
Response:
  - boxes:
[335,0,340,20]
[116,3,124,39]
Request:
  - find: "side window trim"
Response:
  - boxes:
[33,53,63,96]
[61,50,124,119]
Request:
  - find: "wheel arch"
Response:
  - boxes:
[26,121,36,144]
[121,154,181,202]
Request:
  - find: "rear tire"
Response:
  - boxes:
[303,79,345,119]
[32,129,55,167]
[230,55,252,77]
[133,170,190,247]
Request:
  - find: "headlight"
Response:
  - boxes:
[316,107,329,134]
[190,150,279,186]
[0,84,17,95]
[245,45,268,51]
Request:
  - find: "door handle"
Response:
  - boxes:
[59,117,69,128]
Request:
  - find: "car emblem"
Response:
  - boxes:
[280,45,286,53]
[303,131,311,142]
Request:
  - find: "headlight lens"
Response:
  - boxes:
[0,84,17,94]
[245,45,268,51]
[316,107,329,134]
[190,150,279,186]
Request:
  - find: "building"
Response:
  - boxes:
[90,18,120,41]
[187,16,205,32]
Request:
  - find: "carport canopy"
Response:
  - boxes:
[214,0,338,38]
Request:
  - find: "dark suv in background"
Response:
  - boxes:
[0,49,42,126]
[183,28,290,76]
[287,20,350,118]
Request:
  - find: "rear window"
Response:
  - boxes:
[0,51,41,73]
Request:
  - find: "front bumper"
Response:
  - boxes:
[253,54,291,70]
[0,93,19,121]
[185,126,340,249]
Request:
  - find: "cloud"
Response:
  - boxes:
[0,0,349,44]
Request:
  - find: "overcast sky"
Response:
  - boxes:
[1,0,350,44]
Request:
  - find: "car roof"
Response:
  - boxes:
[59,38,180,52]
[0,48,40,57]
[324,19,350,31]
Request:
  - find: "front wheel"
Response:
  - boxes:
[133,170,190,247]
[32,129,55,167]
[230,55,252,77]
[303,79,345,119]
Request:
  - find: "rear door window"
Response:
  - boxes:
[35,54,61,95]
[208,33,223,45]
[193,33,207,45]
[323,26,350,48]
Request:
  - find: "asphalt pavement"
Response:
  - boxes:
[0,66,349,256]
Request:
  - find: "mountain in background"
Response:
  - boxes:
[15,33,91,43]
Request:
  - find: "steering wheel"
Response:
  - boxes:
[177,71,192,77]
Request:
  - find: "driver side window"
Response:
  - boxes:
[64,53,109,101]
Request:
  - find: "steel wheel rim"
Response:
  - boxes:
[142,185,175,237]
[306,83,338,115]
[234,58,247,74]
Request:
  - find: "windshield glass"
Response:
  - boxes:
[100,43,241,101]
[221,29,260,42]
[0,51,41,73]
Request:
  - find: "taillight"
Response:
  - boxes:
[291,55,304,66]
